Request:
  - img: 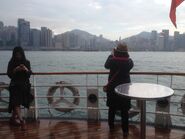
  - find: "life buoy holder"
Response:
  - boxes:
[0,82,9,103]
[181,94,185,115]
[0,82,9,112]
[47,81,80,113]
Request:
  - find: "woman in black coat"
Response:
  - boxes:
[7,46,33,129]
[104,43,134,136]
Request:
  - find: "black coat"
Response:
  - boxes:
[7,59,33,113]
[104,55,134,109]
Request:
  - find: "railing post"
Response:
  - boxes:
[170,75,173,88]
[96,74,99,88]
[33,75,39,120]
[155,75,172,129]
[86,74,88,89]
[87,88,100,121]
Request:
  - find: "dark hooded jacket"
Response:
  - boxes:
[7,47,33,113]
[104,54,134,109]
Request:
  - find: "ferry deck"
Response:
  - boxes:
[0,71,185,139]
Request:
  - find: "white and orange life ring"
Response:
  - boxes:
[47,81,80,113]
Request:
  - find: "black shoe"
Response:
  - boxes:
[123,132,129,137]
[9,117,21,126]
[20,120,26,131]
[109,124,115,132]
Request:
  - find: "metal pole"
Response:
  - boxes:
[140,100,146,139]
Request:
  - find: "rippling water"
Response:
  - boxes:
[0,51,185,127]
[1,51,185,73]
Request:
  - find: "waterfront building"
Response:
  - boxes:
[18,18,30,47]
[150,30,158,50]
[0,21,4,46]
[162,29,169,51]
[53,35,63,49]
[69,33,79,49]
[30,29,41,48]
[174,31,180,50]
[157,33,165,51]
[119,36,121,42]
[178,33,185,50]
[54,32,81,50]
[0,21,4,31]
[41,27,53,47]
[1,26,17,46]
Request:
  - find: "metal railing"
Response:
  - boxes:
[0,71,185,127]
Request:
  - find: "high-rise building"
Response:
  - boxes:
[0,21,4,30]
[69,33,78,49]
[30,29,41,47]
[178,33,185,50]
[174,31,180,50]
[150,30,157,50]
[0,21,4,45]
[162,29,169,51]
[157,33,165,51]
[41,27,52,47]
[151,30,157,40]
[18,18,30,47]
[119,36,121,42]
[2,26,17,46]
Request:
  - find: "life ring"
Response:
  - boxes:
[181,94,185,115]
[47,81,80,113]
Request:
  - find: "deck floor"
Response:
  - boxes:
[0,119,184,139]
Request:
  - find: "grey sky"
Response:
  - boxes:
[0,0,185,40]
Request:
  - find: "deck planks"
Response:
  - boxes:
[0,119,184,139]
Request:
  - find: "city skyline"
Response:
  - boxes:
[1,18,185,40]
[1,18,185,51]
[1,0,185,40]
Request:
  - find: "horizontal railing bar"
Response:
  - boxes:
[1,85,185,89]
[0,95,183,102]
[1,85,185,91]
[173,88,185,91]
[1,71,185,76]
[0,93,184,98]
[0,85,104,87]
[0,95,183,101]
[147,111,185,117]
[0,85,87,87]
[23,107,185,117]
[0,106,184,117]
[33,96,107,99]
[31,106,109,110]
[1,85,185,93]
[32,85,104,87]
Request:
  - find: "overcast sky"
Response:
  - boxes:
[1,0,185,40]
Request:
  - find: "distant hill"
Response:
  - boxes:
[70,29,94,38]
[55,29,175,51]
[125,31,151,40]
[54,29,114,51]
[122,31,152,51]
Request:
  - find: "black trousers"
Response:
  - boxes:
[108,106,129,133]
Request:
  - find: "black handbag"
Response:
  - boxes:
[157,98,169,107]
[103,71,119,93]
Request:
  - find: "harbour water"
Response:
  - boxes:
[0,51,185,127]
[1,51,185,73]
